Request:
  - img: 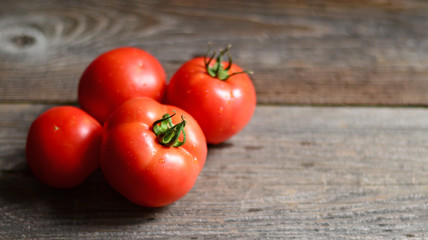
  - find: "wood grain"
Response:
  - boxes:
[1,103,427,239]
[1,0,428,105]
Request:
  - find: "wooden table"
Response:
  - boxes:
[1,1,427,239]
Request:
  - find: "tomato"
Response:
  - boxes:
[78,47,167,124]
[26,106,102,188]
[100,97,207,207]
[166,45,256,144]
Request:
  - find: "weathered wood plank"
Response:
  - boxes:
[1,0,428,105]
[1,103,427,239]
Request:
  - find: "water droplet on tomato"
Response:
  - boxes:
[193,157,197,163]
[158,158,165,164]
[219,107,224,114]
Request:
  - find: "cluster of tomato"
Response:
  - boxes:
[25,45,256,207]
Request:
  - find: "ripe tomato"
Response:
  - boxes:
[26,106,102,188]
[78,47,167,124]
[101,97,207,207]
[166,46,256,144]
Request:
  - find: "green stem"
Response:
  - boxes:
[152,113,187,147]
[204,44,253,81]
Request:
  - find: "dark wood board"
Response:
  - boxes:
[1,0,428,105]
[1,104,427,239]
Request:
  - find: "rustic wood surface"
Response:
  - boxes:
[2,0,428,105]
[1,0,427,239]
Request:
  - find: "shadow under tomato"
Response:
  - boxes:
[0,164,167,228]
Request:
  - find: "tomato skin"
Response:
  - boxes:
[26,106,102,188]
[78,47,167,124]
[101,97,207,207]
[166,57,256,144]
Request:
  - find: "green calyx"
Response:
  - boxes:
[204,44,253,81]
[152,112,187,147]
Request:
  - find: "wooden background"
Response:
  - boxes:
[1,0,427,239]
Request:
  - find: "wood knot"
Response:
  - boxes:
[0,22,47,58]
[10,35,36,48]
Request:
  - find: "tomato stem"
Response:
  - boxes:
[152,112,187,147]
[204,44,253,81]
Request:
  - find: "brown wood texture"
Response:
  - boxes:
[1,0,428,105]
[1,0,428,239]
[1,104,427,239]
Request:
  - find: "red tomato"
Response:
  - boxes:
[26,106,102,188]
[78,47,167,123]
[101,97,207,207]
[166,46,256,144]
